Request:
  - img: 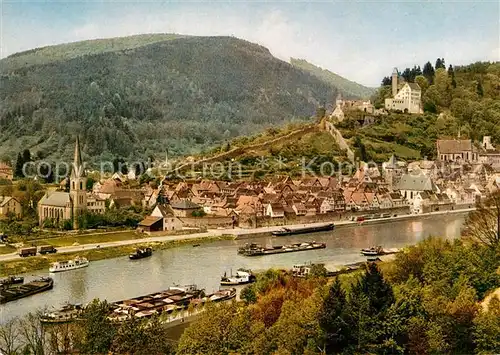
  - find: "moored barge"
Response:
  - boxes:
[0,276,24,287]
[272,223,334,236]
[129,247,153,260]
[0,277,53,304]
[107,285,235,322]
[360,246,399,257]
[41,303,84,324]
[238,241,326,256]
[221,269,256,285]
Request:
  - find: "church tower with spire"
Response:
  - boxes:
[70,136,87,229]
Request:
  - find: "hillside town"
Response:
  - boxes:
[2,135,498,233]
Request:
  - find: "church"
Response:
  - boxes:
[38,137,105,228]
[384,68,423,114]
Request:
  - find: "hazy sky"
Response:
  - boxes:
[1,0,499,86]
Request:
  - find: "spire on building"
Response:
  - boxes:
[71,136,85,178]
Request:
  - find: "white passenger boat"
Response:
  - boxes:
[220,269,256,285]
[49,256,89,273]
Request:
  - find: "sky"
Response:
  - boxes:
[1,0,499,86]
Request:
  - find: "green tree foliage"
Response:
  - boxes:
[111,315,175,355]
[14,153,24,178]
[435,57,446,70]
[318,279,350,353]
[423,61,436,83]
[176,301,254,355]
[448,64,457,88]
[381,76,391,86]
[74,299,115,354]
[473,296,500,353]
[77,208,145,230]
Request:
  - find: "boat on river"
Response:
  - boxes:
[272,223,334,236]
[0,276,24,287]
[360,246,400,257]
[0,277,53,304]
[41,303,84,324]
[361,246,385,256]
[221,269,256,285]
[238,241,326,256]
[49,256,89,273]
[107,285,235,322]
[129,247,152,260]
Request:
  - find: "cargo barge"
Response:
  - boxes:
[129,247,152,260]
[107,285,236,322]
[238,241,326,256]
[0,277,53,304]
[272,223,334,236]
[41,303,84,324]
[0,276,24,287]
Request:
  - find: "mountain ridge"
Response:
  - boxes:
[290,58,375,99]
[0,35,343,163]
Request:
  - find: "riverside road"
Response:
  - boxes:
[0,209,474,262]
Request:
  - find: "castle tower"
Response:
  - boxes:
[70,136,87,229]
[392,67,398,97]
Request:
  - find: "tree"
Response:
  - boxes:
[18,311,47,355]
[22,149,31,165]
[318,279,350,353]
[308,263,328,279]
[464,190,500,248]
[86,177,95,190]
[14,153,24,178]
[448,64,457,88]
[0,318,21,355]
[423,61,435,84]
[435,58,446,70]
[415,75,429,94]
[111,315,175,355]
[401,68,412,83]
[177,301,253,355]
[381,76,392,86]
[356,262,395,313]
[74,299,115,354]
[240,285,257,304]
[473,296,500,353]
[434,68,452,107]
[477,81,484,97]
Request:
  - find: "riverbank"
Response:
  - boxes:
[0,207,473,271]
[230,207,475,239]
[0,235,234,277]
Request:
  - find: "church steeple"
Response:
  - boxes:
[70,136,87,229]
[71,135,85,178]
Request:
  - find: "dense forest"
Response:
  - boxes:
[0,35,348,164]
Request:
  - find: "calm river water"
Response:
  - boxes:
[0,213,467,322]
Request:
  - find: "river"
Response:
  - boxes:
[0,213,467,322]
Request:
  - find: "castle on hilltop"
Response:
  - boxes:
[384,68,423,114]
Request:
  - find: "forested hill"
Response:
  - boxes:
[0,35,343,163]
[290,58,376,99]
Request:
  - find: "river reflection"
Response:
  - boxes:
[0,213,466,322]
